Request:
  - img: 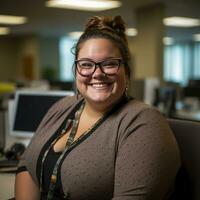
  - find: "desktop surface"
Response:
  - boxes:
[0,172,15,199]
[173,109,200,122]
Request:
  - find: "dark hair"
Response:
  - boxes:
[73,15,131,80]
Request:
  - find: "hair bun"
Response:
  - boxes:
[112,16,126,34]
[85,16,102,30]
[85,15,126,38]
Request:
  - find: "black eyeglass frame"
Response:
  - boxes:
[75,58,124,77]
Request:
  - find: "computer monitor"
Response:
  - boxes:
[10,90,74,138]
[183,86,200,99]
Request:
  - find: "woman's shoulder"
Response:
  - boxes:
[51,95,80,111]
[122,98,161,118]
[110,98,167,133]
[115,97,170,131]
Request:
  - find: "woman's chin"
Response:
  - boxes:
[89,96,110,104]
[86,93,113,105]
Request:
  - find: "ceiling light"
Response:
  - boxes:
[0,27,10,35]
[0,15,27,25]
[46,0,121,11]
[163,37,174,45]
[193,34,200,41]
[125,28,137,36]
[68,31,83,39]
[163,17,200,27]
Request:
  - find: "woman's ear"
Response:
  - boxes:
[125,78,130,97]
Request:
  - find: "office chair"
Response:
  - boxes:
[153,86,176,117]
[168,118,200,200]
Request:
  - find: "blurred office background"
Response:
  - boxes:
[0,0,200,122]
[0,1,200,198]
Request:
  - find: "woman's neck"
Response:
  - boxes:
[83,101,108,120]
[82,95,127,119]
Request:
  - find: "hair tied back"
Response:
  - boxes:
[85,15,126,42]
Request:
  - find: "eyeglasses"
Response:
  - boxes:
[75,58,123,77]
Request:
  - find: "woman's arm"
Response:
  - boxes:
[112,108,180,199]
[15,171,40,200]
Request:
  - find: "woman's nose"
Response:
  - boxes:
[92,66,105,77]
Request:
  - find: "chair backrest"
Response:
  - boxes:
[153,86,176,117]
[168,118,200,200]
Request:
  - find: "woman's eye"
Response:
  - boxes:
[80,62,93,68]
[102,61,118,68]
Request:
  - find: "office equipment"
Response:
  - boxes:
[0,107,5,153]
[49,80,75,91]
[129,78,160,105]
[0,143,25,172]
[0,159,18,168]
[188,79,200,87]
[168,118,200,200]
[10,90,74,138]
[182,86,200,99]
[153,86,176,117]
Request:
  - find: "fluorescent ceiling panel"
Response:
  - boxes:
[0,27,10,35]
[46,0,122,11]
[125,28,137,36]
[163,17,200,27]
[0,15,27,25]
[163,37,174,45]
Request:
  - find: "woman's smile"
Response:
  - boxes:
[89,82,113,90]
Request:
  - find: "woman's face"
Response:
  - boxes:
[76,38,127,110]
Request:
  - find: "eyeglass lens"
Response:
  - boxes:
[76,59,121,76]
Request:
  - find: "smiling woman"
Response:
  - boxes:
[15,15,180,200]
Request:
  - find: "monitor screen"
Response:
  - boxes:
[10,90,74,137]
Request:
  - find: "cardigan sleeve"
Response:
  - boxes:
[112,108,180,200]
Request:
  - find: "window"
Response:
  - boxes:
[59,37,76,81]
[194,43,200,76]
[164,41,200,86]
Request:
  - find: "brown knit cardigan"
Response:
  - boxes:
[18,96,180,200]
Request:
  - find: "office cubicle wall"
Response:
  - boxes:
[0,108,5,152]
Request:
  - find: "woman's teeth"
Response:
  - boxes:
[91,83,110,89]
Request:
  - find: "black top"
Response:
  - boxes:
[40,147,64,200]
[17,147,65,199]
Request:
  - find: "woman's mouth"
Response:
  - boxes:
[90,82,112,90]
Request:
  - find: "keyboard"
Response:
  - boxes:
[0,159,19,168]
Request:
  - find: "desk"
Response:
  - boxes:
[174,109,200,121]
[0,172,15,199]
